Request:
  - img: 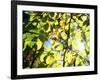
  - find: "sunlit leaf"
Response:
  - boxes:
[76,19,83,27]
[32,22,37,26]
[85,32,90,40]
[68,38,72,46]
[36,38,43,50]
[81,15,87,21]
[61,31,67,40]
[52,61,63,68]
[75,29,81,39]
[66,17,70,23]
[46,56,55,64]
[78,50,87,58]
[72,40,78,50]
[60,20,65,27]
[65,51,75,64]
[55,42,63,50]
[75,56,83,66]
[40,53,47,62]
[65,24,69,31]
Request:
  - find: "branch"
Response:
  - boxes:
[63,14,72,67]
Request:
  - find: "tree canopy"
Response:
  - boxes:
[23,11,90,68]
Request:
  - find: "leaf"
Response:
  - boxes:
[65,51,75,64]
[73,22,78,28]
[40,21,47,27]
[72,40,78,50]
[85,32,90,40]
[40,53,47,62]
[55,20,58,25]
[55,42,63,50]
[81,15,87,21]
[52,12,57,19]
[78,50,87,58]
[66,17,70,23]
[68,38,72,46]
[60,20,64,27]
[61,31,67,40]
[36,38,43,50]
[75,56,83,66]
[45,24,51,33]
[72,39,84,51]
[29,15,34,21]
[37,23,41,28]
[46,56,55,64]
[75,29,81,39]
[23,40,35,50]
[62,13,66,20]
[32,22,37,26]
[52,61,63,68]
[23,33,34,41]
[83,20,89,26]
[65,24,69,31]
[51,51,60,60]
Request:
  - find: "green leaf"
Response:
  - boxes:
[32,22,37,26]
[54,20,58,25]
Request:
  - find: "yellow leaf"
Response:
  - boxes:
[68,38,72,46]
[60,20,64,27]
[52,61,62,68]
[70,23,73,29]
[65,24,69,31]
[66,17,70,23]
[76,19,83,27]
[85,27,90,32]
[87,41,90,47]
[53,52,60,60]
[46,26,51,33]
[79,50,87,58]
[85,32,90,40]
[65,51,74,63]
[61,31,67,40]
[58,29,62,33]
[46,56,55,64]
[40,53,47,62]
[36,38,43,50]
[75,29,81,39]
[81,16,87,21]
[73,22,78,27]
[51,39,55,45]
[78,20,83,27]
[56,43,63,50]
[72,16,77,19]
[75,56,82,66]
[72,40,78,50]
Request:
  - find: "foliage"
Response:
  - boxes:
[23,11,90,68]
